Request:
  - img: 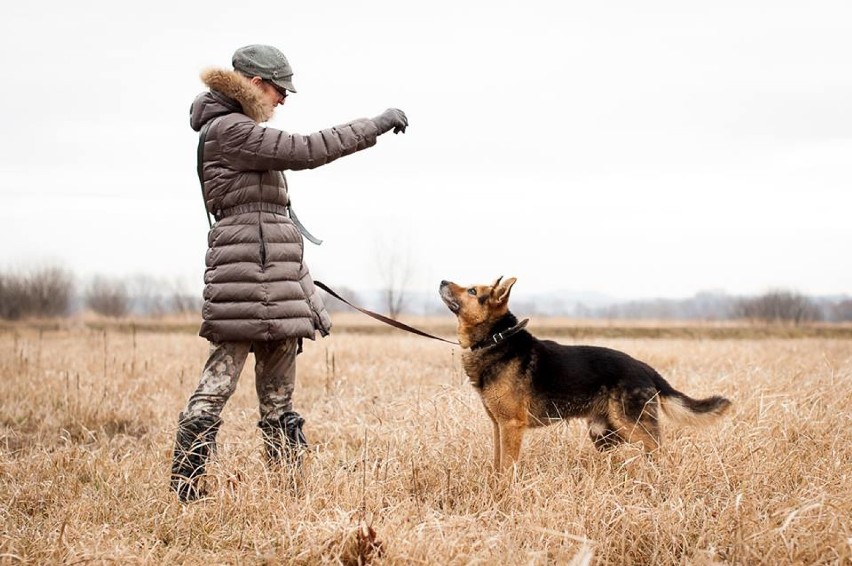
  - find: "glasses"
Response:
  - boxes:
[264,80,288,99]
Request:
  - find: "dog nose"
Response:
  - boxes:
[440,280,449,287]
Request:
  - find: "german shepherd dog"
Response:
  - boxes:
[439,277,731,472]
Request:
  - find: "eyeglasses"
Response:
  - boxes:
[264,80,289,99]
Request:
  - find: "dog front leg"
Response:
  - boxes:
[482,402,501,471]
[498,420,525,473]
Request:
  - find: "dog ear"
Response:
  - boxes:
[493,277,517,305]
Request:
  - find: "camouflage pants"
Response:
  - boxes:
[183,338,299,421]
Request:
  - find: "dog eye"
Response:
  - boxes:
[467,288,477,296]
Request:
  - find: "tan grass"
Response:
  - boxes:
[1,321,851,565]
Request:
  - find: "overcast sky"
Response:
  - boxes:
[1,1,850,300]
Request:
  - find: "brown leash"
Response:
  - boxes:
[314,280,459,346]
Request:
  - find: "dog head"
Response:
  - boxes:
[439,276,517,348]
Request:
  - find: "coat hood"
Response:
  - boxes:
[190,68,272,131]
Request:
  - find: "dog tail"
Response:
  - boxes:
[655,374,732,426]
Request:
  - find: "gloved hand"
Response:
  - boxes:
[373,108,408,134]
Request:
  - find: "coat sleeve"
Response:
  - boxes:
[217,115,381,171]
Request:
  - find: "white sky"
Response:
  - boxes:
[1,1,850,300]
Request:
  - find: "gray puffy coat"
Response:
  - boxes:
[189,68,381,342]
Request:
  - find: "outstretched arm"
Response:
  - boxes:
[218,108,407,171]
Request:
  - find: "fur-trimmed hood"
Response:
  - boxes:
[190,68,272,131]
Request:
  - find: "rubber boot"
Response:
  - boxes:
[258,411,309,467]
[170,412,222,502]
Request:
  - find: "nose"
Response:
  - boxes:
[440,280,449,287]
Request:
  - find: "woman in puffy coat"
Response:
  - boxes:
[171,44,408,502]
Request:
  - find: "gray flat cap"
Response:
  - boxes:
[232,44,297,93]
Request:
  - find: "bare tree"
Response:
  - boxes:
[0,266,74,319]
[85,276,130,318]
[28,266,74,317]
[373,235,414,319]
[735,290,821,325]
[0,272,29,319]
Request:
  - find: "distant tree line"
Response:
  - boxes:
[571,290,851,324]
[0,267,200,319]
[0,266,850,324]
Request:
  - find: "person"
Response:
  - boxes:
[171,44,408,502]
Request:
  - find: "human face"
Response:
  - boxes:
[264,80,289,101]
[251,77,287,110]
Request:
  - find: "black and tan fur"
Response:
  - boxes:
[439,277,731,473]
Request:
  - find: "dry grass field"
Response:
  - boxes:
[1,317,851,565]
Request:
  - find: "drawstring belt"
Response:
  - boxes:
[215,202,289,219]
[215,202,323,245]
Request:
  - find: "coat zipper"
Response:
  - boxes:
[258,213,267,267]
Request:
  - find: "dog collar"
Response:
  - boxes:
[472,318,530,350]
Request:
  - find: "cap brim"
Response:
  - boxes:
[270,77,297,94]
